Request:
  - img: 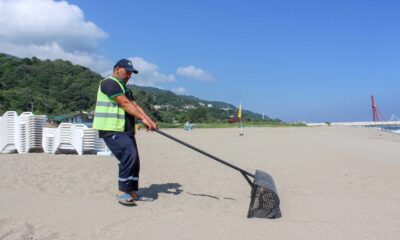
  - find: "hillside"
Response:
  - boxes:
[0,54,281,123]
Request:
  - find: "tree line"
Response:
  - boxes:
[0,53,281,124]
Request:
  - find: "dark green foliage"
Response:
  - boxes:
[0,53,282,124]
[0,53,99,114]
[128,85,281,123]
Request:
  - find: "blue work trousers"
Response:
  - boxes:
[103,134,140,193]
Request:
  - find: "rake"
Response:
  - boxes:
[155,129,281,219]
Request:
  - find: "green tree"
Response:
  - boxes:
[188,107,208,123]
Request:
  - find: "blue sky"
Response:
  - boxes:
[1,0,399,122]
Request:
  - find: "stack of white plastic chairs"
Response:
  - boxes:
[1,111,110,155]
[18,112,47,153]
[42,123,111,156]
[42,127,57,154]
[83,126,111,155]
[0,111,18,153]
[95,135,112,156]
[0,111,46,153]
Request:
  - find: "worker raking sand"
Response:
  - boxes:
[93,59,157,206]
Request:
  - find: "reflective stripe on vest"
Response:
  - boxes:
[95,101,119,108]
[94,112,125,119]
[92,77,126,131]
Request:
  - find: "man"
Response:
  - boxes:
[93,59,157,206]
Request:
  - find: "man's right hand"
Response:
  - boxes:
[142,118,157,131]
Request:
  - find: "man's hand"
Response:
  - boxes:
[114,95,157,131]
[142,117,157,131]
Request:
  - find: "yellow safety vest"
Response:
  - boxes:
[93,77,126,131]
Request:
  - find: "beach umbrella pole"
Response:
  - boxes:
[154,129,281,219]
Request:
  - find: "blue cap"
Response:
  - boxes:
[114,59,138,74]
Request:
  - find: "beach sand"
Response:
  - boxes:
[1,126,400,239]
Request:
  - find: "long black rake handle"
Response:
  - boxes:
[155,129,255,187]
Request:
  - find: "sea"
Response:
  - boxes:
[368,125,400,134]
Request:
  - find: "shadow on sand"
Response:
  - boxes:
[137,183,183,200]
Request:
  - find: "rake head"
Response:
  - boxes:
[247,170,281,219]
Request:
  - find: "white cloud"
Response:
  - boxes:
[172,87,187,95]
[129,57,175,86]
[176,65,213,81]
[0,0,110,73]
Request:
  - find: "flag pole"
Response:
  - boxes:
[238,102,244,136]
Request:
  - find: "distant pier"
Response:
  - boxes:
[306,121,400,127]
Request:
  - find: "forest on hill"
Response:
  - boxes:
[0,53,281,124]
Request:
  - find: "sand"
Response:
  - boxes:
[1,126,400,240]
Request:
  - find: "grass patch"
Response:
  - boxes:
[145,121,306,129]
